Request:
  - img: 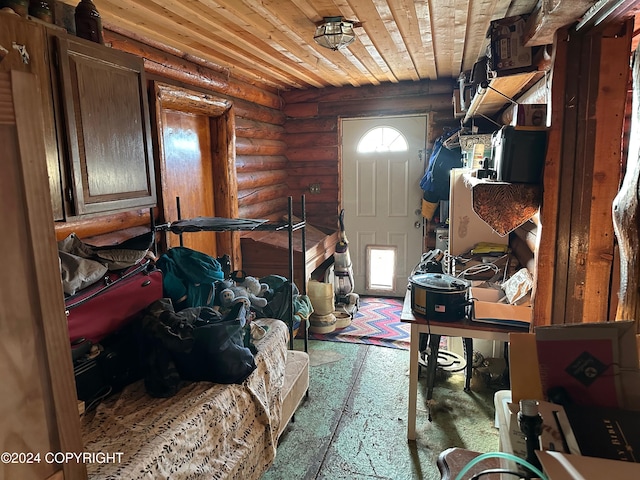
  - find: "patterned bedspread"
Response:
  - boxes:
[81,318,289,479]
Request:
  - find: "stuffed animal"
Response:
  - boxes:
[214,279,250,314]
[229,285,251,309]
[237,276,268,309]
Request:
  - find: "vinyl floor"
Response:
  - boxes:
[262,339,502,480]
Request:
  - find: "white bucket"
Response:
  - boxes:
[309,312,337,334]
[333,310,351,329]
[307,280,335,316]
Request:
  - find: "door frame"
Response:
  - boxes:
[153,82,240,266]
[339,114,429,296]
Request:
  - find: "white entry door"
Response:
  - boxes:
[341,116,427,298]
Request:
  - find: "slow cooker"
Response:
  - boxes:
[409,273,470,321]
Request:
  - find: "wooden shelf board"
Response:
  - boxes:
[463,71,544,123]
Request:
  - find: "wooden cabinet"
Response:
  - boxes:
[0,11,156,220]
[52,35,157,216]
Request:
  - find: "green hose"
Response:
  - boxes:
[453,451,548,480]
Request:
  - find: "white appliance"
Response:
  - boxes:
[448,167,509,359]
[448,168,508,257]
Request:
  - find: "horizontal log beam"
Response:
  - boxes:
[284,117,338,134]
[237,169,288,190]
[238,197,289,219]
[285,132,339,148]
[236,155,288,172]
[235,137,287,156]
[104,29,282,109]
[238,184,291,205]
[287,147,339,162]
[317,94,452,118]
[282,79,455,104]
[235,117,284,140]
[54,209,152,241]
[288,165,339,176]
[287,176,338,191]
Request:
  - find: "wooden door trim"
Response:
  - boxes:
[9,70,86,479]
[153,82,240,266]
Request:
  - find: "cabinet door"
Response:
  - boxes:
[0,12,64,220]
[54,35,156,215]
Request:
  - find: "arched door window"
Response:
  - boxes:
[356,126,408,153]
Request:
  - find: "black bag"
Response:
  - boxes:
[140,299,256,397]
[73,320,144,410]
[173,303,257,384]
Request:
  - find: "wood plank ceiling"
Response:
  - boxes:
[59,0,549,91]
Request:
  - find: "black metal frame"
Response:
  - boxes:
[154,195,308,351]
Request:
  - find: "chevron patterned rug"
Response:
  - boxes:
[308,296,411,350]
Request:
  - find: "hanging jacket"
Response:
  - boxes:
[420,128,463,203]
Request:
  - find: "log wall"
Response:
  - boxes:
[281,80,456,229]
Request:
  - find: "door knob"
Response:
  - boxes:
[414,221,422,229]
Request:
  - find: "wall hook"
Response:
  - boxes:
[12,42,29,64]
[0,44,8,62]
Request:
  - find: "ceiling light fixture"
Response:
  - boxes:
[314,16,357,51]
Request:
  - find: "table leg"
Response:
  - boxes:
[463,337,473,392]
[408,323,419,441]
[426,334,441,401]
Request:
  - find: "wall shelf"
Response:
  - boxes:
[463,70,545,123]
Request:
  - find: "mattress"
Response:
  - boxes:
[81,318,289,480]
[278,350,310,437]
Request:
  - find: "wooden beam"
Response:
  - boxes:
[581,21,631,323]
[533,28,568,327]
[524,0,597,47]
[536,20,631,327]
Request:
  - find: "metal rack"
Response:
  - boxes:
[154,195,308,351]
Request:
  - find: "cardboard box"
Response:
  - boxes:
[489,16,532,73]
[511,104,547,128]
[470,285,531,329]
[537,451,640,480]
[535,320,640,410]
